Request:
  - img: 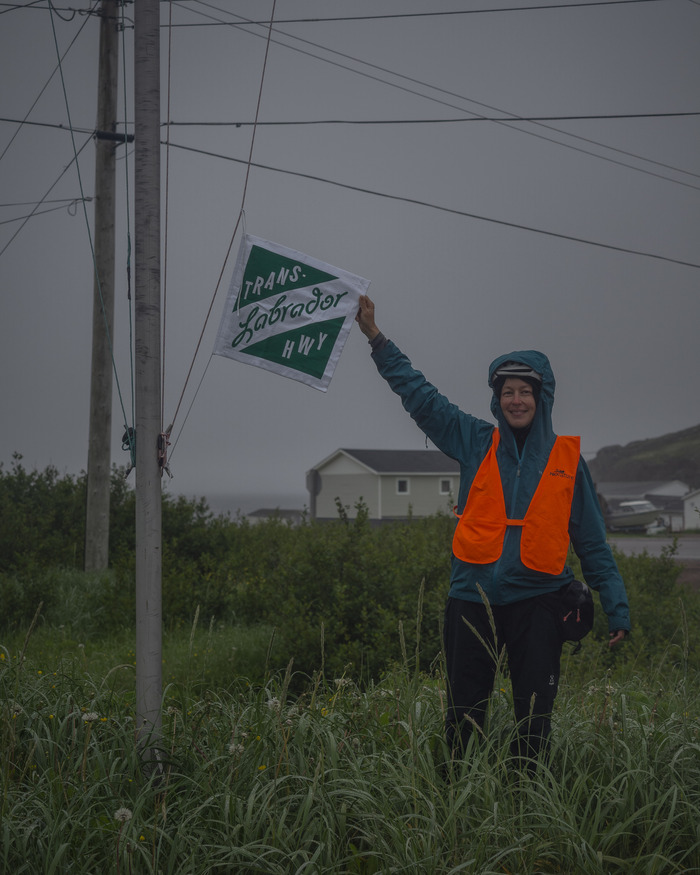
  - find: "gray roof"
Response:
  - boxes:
[340,448,459,474]
[596,480,688,499]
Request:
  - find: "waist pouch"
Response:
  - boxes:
[559,579,594,642]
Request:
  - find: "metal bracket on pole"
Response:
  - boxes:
[95,130,134,145]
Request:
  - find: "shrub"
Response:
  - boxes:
[2,459,699,682]
[0,454,86,573]
[564,540,700,681]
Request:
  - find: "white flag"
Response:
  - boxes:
[213,235,370,392]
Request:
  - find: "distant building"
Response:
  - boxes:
[306,448,459,521]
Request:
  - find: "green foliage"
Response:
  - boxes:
[2,460,700,684]
[565,540,700,682]
[0,453,87,572]
[612,542,696,661]
[4,462,700,871]
[228,501,453,681]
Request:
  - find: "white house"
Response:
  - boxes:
[683,489,700,531]
[306,448,460,521]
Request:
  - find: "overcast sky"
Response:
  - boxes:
[1,0,698,513]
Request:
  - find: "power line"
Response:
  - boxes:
[6,110,697,191]
[0,1,45,14]
[0,116,95,135]
[0,2,97,15]
[173,1,700,192]
[2,0,661,20]
[0,197,90,224]
[0,133,93,258]
[6,1,694,265]
[0,0,99,164]
[163,111,700,125]
[169,0,666,26]
[166,140,700,270]
[162,113,700,190]
[163,112,700,189]
[5,110,698,129]
[0,195,90,206]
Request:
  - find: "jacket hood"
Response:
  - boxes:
[488,349,556,448]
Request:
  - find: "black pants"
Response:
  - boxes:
[443,592,563,767]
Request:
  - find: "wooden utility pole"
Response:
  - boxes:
[85,0,119,571]
[134,0,163,750]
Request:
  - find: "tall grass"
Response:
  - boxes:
[2,623,700,874]
[3,466,699,870]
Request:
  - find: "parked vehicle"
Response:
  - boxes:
[605,499,663,533]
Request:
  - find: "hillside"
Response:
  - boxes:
[588,424,700,489]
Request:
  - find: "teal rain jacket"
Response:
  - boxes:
[372,341,631,634]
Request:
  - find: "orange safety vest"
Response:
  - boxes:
[452,430,580,575]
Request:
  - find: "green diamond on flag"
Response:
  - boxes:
[236,244,338,307]
[214,235,370,391]
[240,317,345,380]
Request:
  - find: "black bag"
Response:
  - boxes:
[559,579,594,644]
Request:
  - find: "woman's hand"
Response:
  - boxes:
[608,629,627,648]
[355,294,380,340]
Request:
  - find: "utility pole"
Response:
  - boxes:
[134,0,163,752]
[85,0,119,572]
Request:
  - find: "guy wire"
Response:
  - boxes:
[162,0,175,434]
[167,0,278,460]
[119,0,136,466]
[47,0,134,464]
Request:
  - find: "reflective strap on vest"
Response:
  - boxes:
[452,430,580,575]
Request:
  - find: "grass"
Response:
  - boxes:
[2,623,700,874]
[0,618,278,698]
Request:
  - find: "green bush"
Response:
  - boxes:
[2,459,699,682]
[564,540,699,682]
[0,454,86,572]
[225,502,453,681]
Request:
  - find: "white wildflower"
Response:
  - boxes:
[82,711,100,723]
[228,742,245,756]
[114,807,132,823]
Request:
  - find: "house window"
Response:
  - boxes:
[396,478,410,495]
[439,478,452,495]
